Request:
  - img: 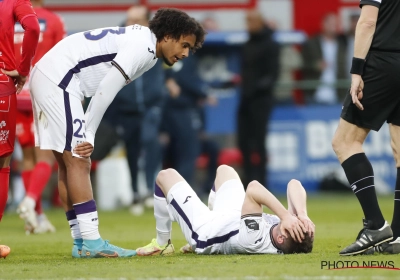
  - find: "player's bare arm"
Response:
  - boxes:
[350,5,379,111]
[286,179,315,237]
[242,180,306,242]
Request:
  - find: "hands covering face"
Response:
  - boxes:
[280,214,315,243]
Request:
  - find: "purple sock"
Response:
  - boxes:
[66,209,77,221]
[73,200,97,215]
[155,183,165,198]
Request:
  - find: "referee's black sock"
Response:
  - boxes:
[341,153,385,230]
[390,168,400,240]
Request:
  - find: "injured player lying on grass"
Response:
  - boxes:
[136,165,314,255]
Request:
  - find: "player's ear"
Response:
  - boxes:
[276,234,285,244]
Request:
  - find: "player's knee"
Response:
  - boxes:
[216,164,234,176]
[331,133,344,155]
[78,157,91,172]
[288,179,300,186]
[156,168,178,184]
[65,156,91,173]
[156,169,167,184]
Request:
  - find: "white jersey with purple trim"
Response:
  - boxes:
[35,24,157,100]
[194,213,281,255]
[229,213,281,254]
[166,180,281,255]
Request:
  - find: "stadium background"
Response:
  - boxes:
[9,0,395,211]
[3,1,400,279]
[8,0,396,209]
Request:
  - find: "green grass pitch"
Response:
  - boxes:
[1,193,400,279]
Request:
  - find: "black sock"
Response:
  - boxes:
[391,168,400,240]
[341,153,385,229]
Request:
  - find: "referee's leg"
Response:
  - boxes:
[332,118,391,255]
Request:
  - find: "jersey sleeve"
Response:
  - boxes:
[112,39,155,83]
[360,0,381,8]
[238,215,268,252]
[84,66,127,147]
[15,1,40,76]
[14,0,36,23]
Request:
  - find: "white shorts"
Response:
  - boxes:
[166,179,245,254]
[30,67,86,156]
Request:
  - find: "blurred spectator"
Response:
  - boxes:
[198,96,220,195]
[301,13,348,104]
[274,45,302,104]
[162,55,207,187]
[103,5,166,216]
[13,0,65,233]
[125,5,151,26]
[267,21,302,104]
[238,10,280,189]
[265,19,278,31]
[346,13,360,78]
[201,15,219,32]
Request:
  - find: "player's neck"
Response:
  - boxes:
[155,42,162,58]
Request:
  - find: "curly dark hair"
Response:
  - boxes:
[149,8,206,52]
[280,232,314,254]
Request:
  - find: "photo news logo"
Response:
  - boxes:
[321,260,400,270]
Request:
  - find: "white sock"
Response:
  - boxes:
[154,195,171,246]
[73,200,101,240]
[208,189,216,211]
[66,210,82,240]
[68,218,82,240]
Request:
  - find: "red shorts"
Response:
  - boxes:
[0,94,17,157]
[16,110,34,148]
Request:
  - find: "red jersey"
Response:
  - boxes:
[14,7,66,67]
[0,0,38,97]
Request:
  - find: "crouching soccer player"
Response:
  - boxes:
[136,165,314,255]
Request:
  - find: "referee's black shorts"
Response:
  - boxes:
[341,51,400,131]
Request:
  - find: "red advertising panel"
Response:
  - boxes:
[46,0,256,12]
[294,0,359,35]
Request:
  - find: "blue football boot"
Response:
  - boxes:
[72,238,83,258]
[81,238,136,258]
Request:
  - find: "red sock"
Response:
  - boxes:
[26,162,52,202]
[22,170,43,214]
[35,198,43,215]
[0,167,10,221]
[21,170,32,192]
